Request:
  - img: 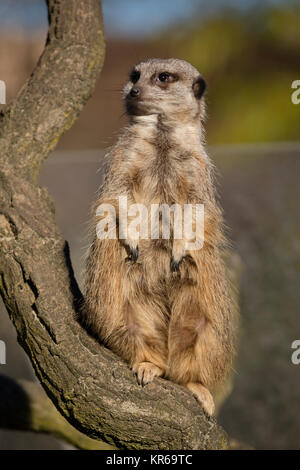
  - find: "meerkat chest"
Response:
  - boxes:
[130,147,201,206]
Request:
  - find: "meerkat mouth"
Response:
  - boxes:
[125,98,158,117]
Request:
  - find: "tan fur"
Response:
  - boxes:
[83,59,237,415]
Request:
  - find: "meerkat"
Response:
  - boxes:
[83,58,237,415]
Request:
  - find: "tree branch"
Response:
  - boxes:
[0,375,115,450]
[0,0,229,449]
[0,0,105,181]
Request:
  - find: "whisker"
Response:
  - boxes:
[119,110,127,120]
[102,88,123,93]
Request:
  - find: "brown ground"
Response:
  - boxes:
[215,144,300,449]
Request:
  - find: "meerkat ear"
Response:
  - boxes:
[192,75,206,99]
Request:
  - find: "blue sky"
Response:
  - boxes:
[103,0,285,37]
[0,0,287,37]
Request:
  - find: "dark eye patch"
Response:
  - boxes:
[129,69,140,84]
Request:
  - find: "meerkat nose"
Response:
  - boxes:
[130,87,140,98]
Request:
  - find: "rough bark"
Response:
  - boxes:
[0,0,229,449]
[0,375,115,450]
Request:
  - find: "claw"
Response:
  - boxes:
[130,246,139,262]
[132,362,164,386]
[124,244,139,262]
[171,255,184,272]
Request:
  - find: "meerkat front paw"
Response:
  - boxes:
[132,362,164,385]
[185,382,215,416]
[171,239,186,272]
[123,241,139,262]
[171,255,185,272]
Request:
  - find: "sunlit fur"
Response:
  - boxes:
[83,59,237,415]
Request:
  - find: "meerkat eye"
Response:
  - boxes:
[158,72,173,83]
[130,69,140,84]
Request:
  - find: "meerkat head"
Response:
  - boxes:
[123,58,206,123]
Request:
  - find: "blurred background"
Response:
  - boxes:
[0,0,300,449]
